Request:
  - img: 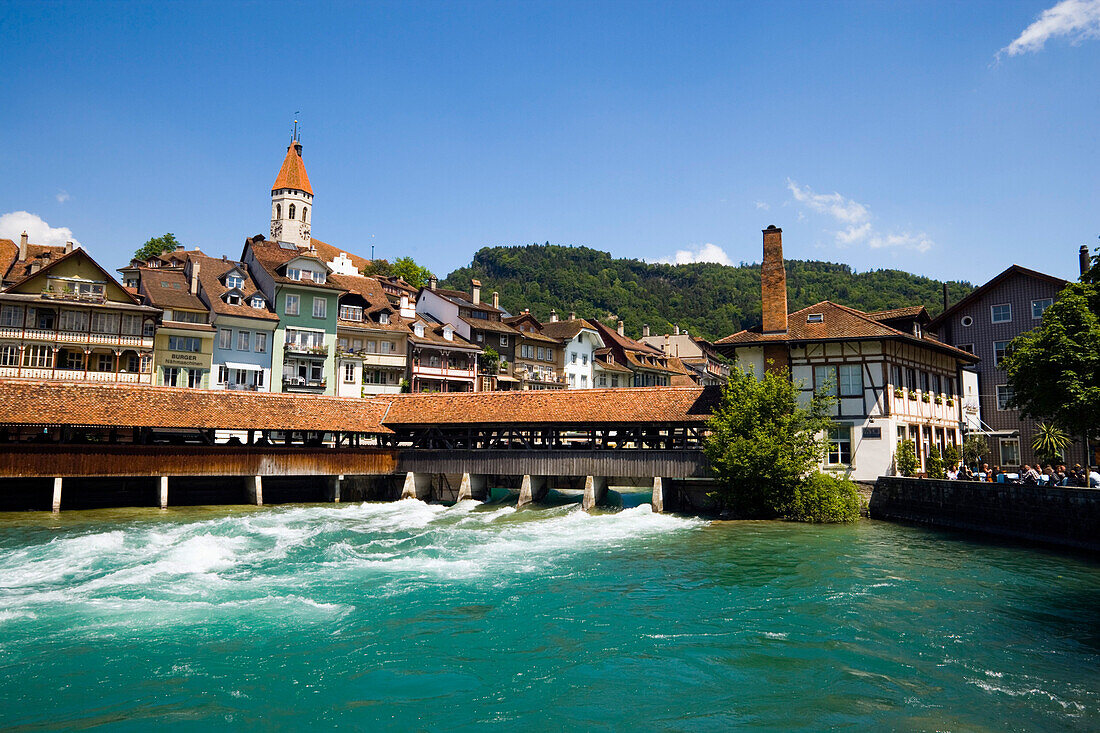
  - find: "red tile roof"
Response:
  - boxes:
[310,238,370,273]
[189,254,278,322]
[272,140,313,194]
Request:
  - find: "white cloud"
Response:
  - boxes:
[786,179,933,253]
[754,200,770,211]
[998,0,1100,58]
[0,211,81,247]
[655,243,734,266]
[55,190,70,203]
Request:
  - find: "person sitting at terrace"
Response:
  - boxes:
[947,465,959,480]
[1022,464,1040,484]
[1089,467,1100,488]
[1056,464,1068,484]
[981,463,992,481]
[959,464,975,481]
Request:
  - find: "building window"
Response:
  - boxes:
[218,365,228,384]
[60,350,83,370]
[275,204,281,219]
[59,310,89,332]
[90,312,119,334]
[121,314,142,335]
[163,367,180,387]
[999,438,1020,467]
[313,297,327,319]
[188,369,203,388]
[226,294,242,305]
[571,352,577,364]
[251,296,265,309]
[580,374,588,387]
[226,274,244,289]
[339,305,363,321]
[0,344,18,366]
[379,313,389,324]
[285,294,300,316]
[500,335,508,347]
[219,329,232,349]
[302,206,307,221]
[1032,298,1053,320]
[168,336,201,352]
[254,332,267,353]
[96,354,114,372]
[838,364,863,397]
[991,304,1012,323]
[289,204,296,220]
[919,371,929,392]
[993,340,1010,367]
[814,365,837,396]
[582,354,588,366]
[598,374,607,387]
[237,331,250,351]
[905,367,916,391]
[996,384,1014,411]
[827,426,852,465]
[807,313,824,323]
[930,374,940,394]
[958,343,974,354]
[0,306,22,327]
[344,362,356,383]
[960,315,973,328]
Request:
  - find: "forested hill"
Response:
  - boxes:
[442,244,973,343]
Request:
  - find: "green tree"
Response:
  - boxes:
[479,346,500,376]
[1032,422,1072,465]
[896,439,919,477]
[704,366,834,518]
[925,446,946,479]
[962,436,989,468]
[943,442,960,468]
[1002,280,1100,442]
[390,257,435,289]
[133,233,181,261]
[362,258,393,278]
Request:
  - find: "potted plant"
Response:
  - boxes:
[921,392,931,403]
[893,387,904,398]
[908,389,918,400]
[934,394,943,405]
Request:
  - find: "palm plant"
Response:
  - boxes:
[1032,422,1071,464]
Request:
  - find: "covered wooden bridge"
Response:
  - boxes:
[0,380,720,512]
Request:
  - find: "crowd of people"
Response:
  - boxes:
[946,462,1100,487]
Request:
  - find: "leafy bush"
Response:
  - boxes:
[925,447,946,479]
[788,472,861,523]
[943,442,960,468]
[896,439,919,477]
[963,436,989,467]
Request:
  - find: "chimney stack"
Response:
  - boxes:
[19,231,28,261]
[617,320,624,337]
[642,324,650,338]
[569,311,576,321]
[550,309,559,323]
[471,278,481,305]
[64,240,74,254]
[492,291,499,309]
[429,275,437,291]
[1081,245,1092,277]
[761,225,788,334]
[674,324,680,335]
[190,261,201,295]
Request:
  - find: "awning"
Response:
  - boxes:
[496,375,520,383]
[224,362,262,371]
[965,429,1019,438]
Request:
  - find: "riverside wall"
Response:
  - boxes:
[870,477,1100,553]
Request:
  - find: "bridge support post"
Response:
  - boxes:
[582,475,608,512]
[401,472,432,501]
[517,474,547,507]
[158,476,169,509]
[457,472,486,502]
[652,476,664,513]
[329,475,343,503]
[51,477,62,513]
[246,475,263,506]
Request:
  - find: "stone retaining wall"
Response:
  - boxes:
[870,476,1100,552]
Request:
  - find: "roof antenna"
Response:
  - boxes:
[293,112,300,142]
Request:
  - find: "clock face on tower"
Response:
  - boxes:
[271,221,282,239]
[300,223,311,241]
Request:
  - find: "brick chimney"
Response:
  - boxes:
[471,278,481,305]
[492,291,499,309]
[19,231,28,261]
[550,309,558,323]
[190,260,201,295]
[64,240,74,254]
[429,275,437,291]
[1081,245,1092,277]
[642,324,650,338]
[617,320,624,337]
[569,311,576,321]
[761,225,788,334]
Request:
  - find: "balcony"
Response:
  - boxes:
[0,326,152,349]
[0,366,153,384]
[284,343,328,357]
[412,364,475,380]
[282,376,327,391]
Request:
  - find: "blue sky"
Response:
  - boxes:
[2,1,1097,284]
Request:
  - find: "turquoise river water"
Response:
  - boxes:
[0,498,1098,730]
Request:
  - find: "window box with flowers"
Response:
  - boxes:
[946,397,955,407]
[934,394,943,405]
[908,390,918,401]
[921,392,931,403]
[893,387,904,399]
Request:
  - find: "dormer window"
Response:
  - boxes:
[807,313,824,323]
[379,312,390,324]
[226,274,244,289]
[225,293,242,305]
[339,305,364,322]
[414,323,425,338]
[250,295,265,309]
[443,325,454,341]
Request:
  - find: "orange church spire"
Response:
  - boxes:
[271,138,313,195]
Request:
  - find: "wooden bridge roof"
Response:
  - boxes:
[0,381,720,432]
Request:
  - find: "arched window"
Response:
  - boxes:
[288,204,296,220]
[302,206,308,221]
[275,204,281,219]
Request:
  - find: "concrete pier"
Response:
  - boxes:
[246,475,263,506]
[51,477,62,513]
[582,475,608,512]
[457,472,486,502]
[517,474,547,507]
[158,476,169,509]
[652,476,664,513]
[329,475,343,503]
[401,472,432,501]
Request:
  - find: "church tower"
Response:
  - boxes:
[270,128,313,248]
